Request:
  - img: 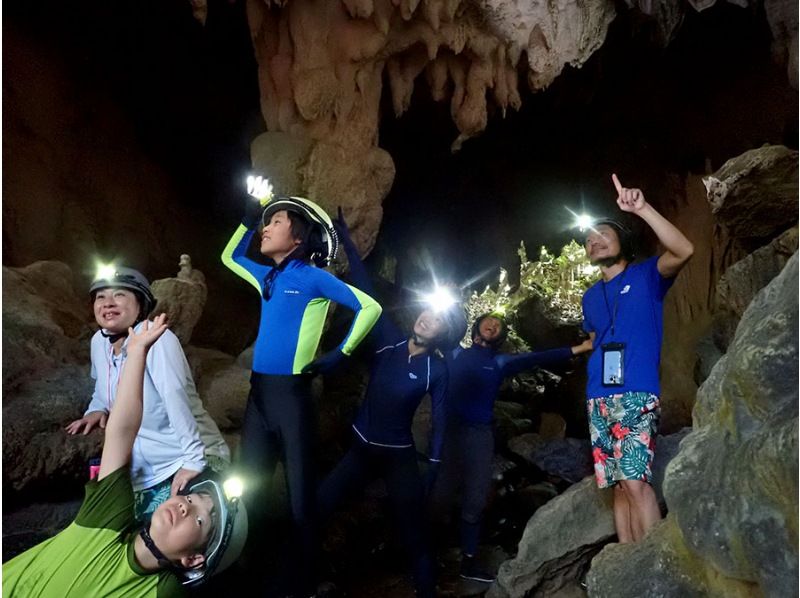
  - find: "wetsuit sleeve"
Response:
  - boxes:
[312,270,382,355]
[220,223,270,293]
[146,331,206,472]
[428,364,449,462]
[340,234,401,346]
[496,347,574,378]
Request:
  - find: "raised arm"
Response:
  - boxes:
[496,346,575,378]
[611,174,694,278]
[333,208,401,346]
[98,315,168,481]
[221,176,274,292]
[146,330,207,495]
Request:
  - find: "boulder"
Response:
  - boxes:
[2,365,99,501]
[493,429,691,596]
[151,254,208,346]
[702,145,798,245]
[715,225,798,319]
[193,362,250,432]
[488,477,614,598]
[2,262,92,391]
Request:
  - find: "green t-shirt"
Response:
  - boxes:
[2,467,184,598]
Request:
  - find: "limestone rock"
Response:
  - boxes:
[478,0,616,90]
[150,255,208,346]
[509,433,592,484]
[247,0,619,249]
[702,145,799,243]
[715,225,798,319]
[493,430,690,596]
[186,348,249,432]
[2,262,92,391]
[488,478,614,598]
[586,517,717,597]
[765,0,798,88]
[663,252,798,595]
[2,365,99,499]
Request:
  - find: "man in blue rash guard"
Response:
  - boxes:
[431,314,593,583]
[221,178,381,596]
[317,210,468,598]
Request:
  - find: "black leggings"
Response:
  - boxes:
[429,422,494,556]
[239,373,316,594]
[318,438,436,597]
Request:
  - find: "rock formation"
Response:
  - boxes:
[702,144,798,246]
[489,429,689,597]
[150,254,209,345]
[245,0,617,254]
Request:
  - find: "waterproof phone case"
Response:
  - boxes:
[601,342,625,386]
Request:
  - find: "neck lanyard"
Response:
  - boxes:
[106,342,126,410]
[601,267,628,337]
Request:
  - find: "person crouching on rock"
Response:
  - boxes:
[316,209,468,598]
[581,174,693,543]
[66,266,230,521]
[6,315,249,597]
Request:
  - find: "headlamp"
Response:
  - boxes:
[423,286,458,313]
[95,263,117,282]
[573,213,594,232]
[223,476,244,500]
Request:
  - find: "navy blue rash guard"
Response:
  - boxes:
[340,235,448,462]
[351,324,449,462]
[446,344,574,425]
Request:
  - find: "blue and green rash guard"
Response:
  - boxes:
[221,224,382,375]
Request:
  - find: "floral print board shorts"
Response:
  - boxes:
[586,392,660,489]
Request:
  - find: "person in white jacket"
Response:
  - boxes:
[66,266,230,521]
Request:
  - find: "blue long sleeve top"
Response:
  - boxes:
[221,224,381,375]
[341,233,448,461]
[446,344,574,425]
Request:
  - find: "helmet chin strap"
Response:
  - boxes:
[100,329,128,344]
[140,525,177,570]
[100,316,146,345]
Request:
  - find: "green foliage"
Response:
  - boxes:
[463,240,600,346]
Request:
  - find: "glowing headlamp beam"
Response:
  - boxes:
[423,286,458,313]
[565,207,595,232]
[95,263,117,282]
[223,476,244,499]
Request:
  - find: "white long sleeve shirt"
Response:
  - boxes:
[85,322,230,491]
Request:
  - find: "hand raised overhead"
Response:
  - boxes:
[126,313,168,353]
[612,173,646,213]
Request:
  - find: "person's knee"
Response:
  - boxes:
[620,480,653,502]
